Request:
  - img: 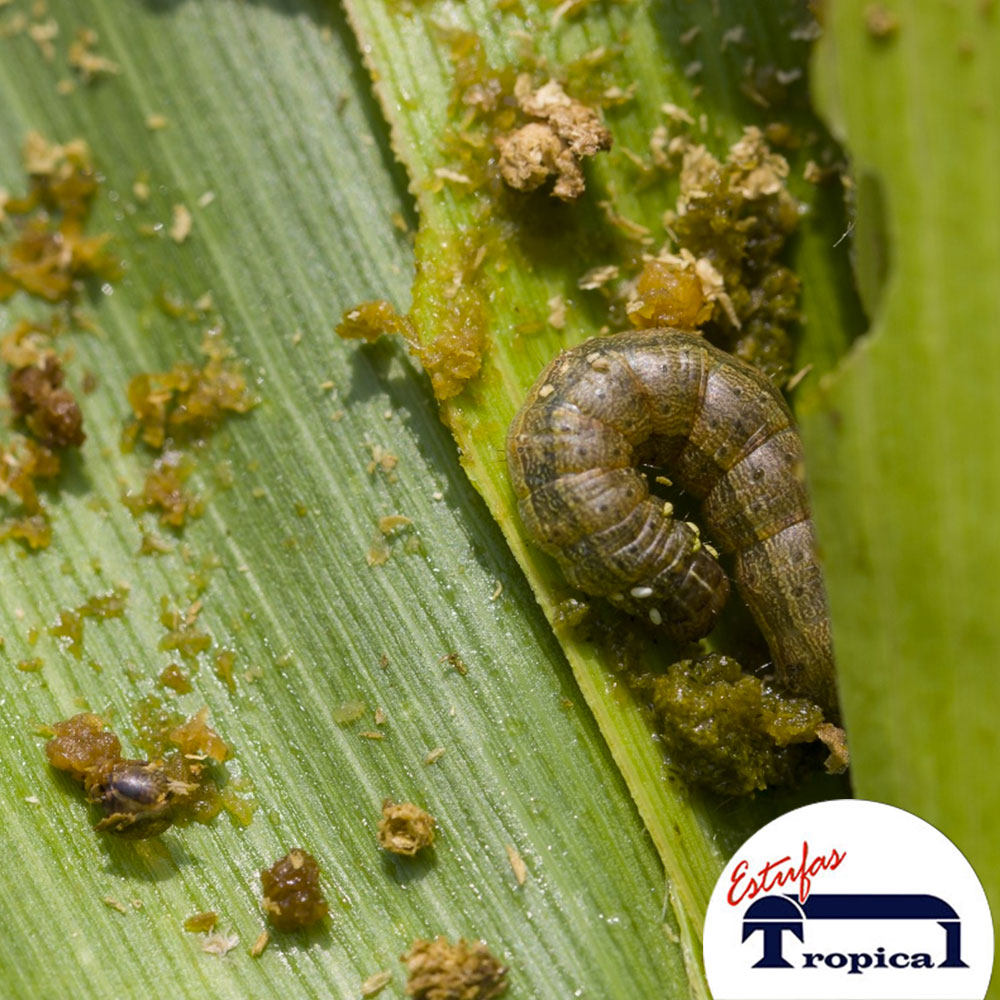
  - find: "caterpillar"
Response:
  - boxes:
[506,328,838,719]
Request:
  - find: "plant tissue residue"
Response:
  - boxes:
[401,936,508,1000]
[645,127,802,381]
[0,132,120,302]
[122,327,258,529]
[0,319,88,549]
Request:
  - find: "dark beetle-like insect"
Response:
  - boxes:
[91,759,174,839]
[506,328,838,718]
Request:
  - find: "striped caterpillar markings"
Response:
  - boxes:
[506,328,838,718]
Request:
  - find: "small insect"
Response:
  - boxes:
[506,328,838,717]
[91,759,175,839]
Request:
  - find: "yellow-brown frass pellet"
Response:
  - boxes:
[401,936,508,1000]
[8,354,85,449]
[377,799,435,857]
[260,849,329,931]
[183,911,218,934]
[45,712,120,782]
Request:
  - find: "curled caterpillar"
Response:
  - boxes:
[506,328,838,718]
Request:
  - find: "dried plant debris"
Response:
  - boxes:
[183,911,219,934]
[0,320,87,548]
[49,585,128,659]
[377,799,436,857]
[249,930,270,958]
[44,712,122,783]
[496,76,611,201]
[663,126,802,380]
[336,299,414,345]
[157,598,212,661]
[121,449,205,527]
[8,352,85,448]
[122,328,257,529]
[401,937,508,1000]
[44,707,239,838]
[505,845,527,886]
[67,27,120,83]
[123,328,258,451]
[633,654,846,797]
[202,932,239,957]
[336,289,484,402]
[361,969,394,997]
[260,849,329,931]
[0,133,119,303]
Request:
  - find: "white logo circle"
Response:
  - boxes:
[703,799,994,999]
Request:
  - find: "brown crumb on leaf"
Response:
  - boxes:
[8,354,85,449]
[158,597,211,661]
[496,76,611,201]
[159,662,192,693]
[260,849,329,931]
[366,443,399,478]
[401,936,508,1000]
[49,584,129,659]
[168,706,229,763]
[44,712,120,782]
[124,328,258,451]
[1,133,120,303]
[121,450,204,527]
[377,799,436,857]
[662,126,802,380]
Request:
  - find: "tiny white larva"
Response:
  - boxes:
[506,328,838,718]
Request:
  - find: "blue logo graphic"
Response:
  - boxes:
[742,894,967,974]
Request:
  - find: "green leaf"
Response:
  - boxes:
[0,0,885,997]
[0,1,691,996]
[804,0,1000,968]
[342,0,859,974]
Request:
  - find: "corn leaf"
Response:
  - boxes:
[804,0,1000,968]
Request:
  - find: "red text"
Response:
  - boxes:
[727,840,846,905]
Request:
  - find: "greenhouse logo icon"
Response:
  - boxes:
[741,892,967,973]
[703,800,994,1000]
